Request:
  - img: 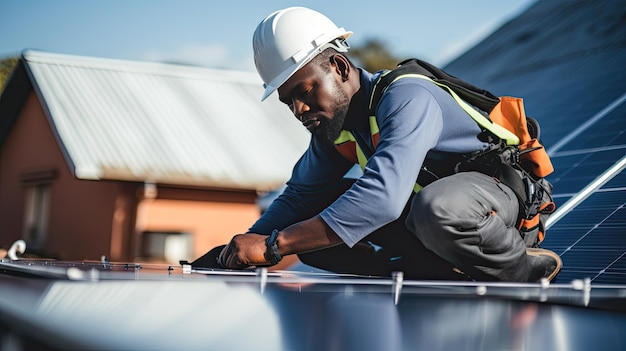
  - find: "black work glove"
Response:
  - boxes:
[190,245,227,268]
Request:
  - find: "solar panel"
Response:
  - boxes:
[437,0,626,285]
[543,105,626,284]
[1,260,625,350]
[546,96,626,206]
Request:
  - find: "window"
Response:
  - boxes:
[22,184,51,250]
[141,231,192,264]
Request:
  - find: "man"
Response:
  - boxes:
[208,7,561,281]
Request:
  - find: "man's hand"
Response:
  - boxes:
[217,216,343,269]
[217,233,269,269]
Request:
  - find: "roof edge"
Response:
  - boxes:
[21,49,262,85]
[0,58,32,148]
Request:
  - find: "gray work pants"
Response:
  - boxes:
[299,172,532,281]
[406,171,531,281]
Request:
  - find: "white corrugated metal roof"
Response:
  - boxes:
[22,50,310,191]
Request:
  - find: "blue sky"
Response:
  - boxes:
[0,0,536,71]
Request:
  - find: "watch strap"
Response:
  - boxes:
[265,229,282,265]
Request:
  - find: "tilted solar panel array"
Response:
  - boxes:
[443,0,626,284]
[543,98,626,284]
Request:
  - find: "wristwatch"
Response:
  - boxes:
[265,229,282,265]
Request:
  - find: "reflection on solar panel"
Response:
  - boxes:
[1,260,625,350]
[542,95,626,284]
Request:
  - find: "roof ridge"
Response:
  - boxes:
[22,49,261,84]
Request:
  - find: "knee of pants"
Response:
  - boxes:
[404,177,484,251]
[406,187,449,234]
[405,193,443,250]
[406,172,513,234]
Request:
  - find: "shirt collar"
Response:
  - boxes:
[342,68,376,130]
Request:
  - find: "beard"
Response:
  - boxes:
[313,81,350,144]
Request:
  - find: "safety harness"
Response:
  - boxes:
[333,59,556,246]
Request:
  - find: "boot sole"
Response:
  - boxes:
[526,248,563,281]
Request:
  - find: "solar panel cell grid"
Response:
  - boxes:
[543,183,626,283]
[602,171,626,188]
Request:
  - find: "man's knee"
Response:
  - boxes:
[405,174,487,255]
[406,179,465,232]
[407,172,508,229]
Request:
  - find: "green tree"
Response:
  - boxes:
[349,38,401,72]
[0,57,19,90]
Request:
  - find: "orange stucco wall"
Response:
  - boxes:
[135,199,259,261]
[134,197,299,269]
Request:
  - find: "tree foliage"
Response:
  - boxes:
[0,57,19,91]
[348,38,401,72]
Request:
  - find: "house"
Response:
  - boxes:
[0,50,309,266]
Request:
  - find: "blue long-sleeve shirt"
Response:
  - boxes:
[250,68,489,247]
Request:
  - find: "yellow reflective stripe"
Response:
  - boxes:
[413,183,423,193]
[338,130,421,190]
[334,130,355,144]
[387,74,520,146]
[334,130,368,170]
[355,143,367,171]
[368,70,392,111]
[369,116,379,135]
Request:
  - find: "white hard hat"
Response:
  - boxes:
[253,7,352,101]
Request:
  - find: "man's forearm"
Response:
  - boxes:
[277,215,344,256]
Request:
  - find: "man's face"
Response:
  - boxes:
[277,59,350,143]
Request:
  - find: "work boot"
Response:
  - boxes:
[525,248,562,282]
